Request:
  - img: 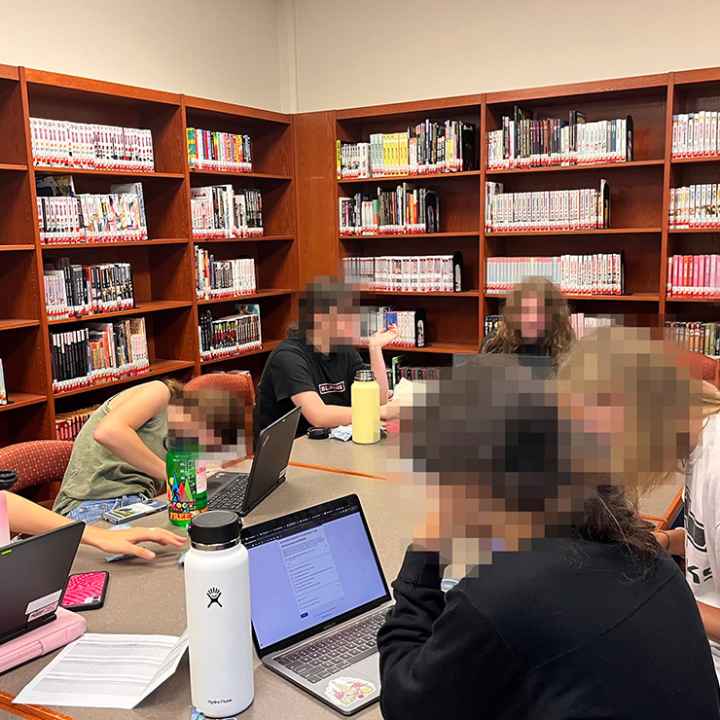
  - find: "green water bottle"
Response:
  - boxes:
[166,436,207,527]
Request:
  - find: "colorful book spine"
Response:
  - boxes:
[191,186,263,239]
[187,128,252,172]
[0,358,6,405]
[55,405,99,440]
[672,112,720,158]
[198,305,262,359]
[343,253,462,292]
[669,184,720,228]
[667,255,720,297]
[359,307,426,348]
[194,250,256,299]
[665,320,720,356]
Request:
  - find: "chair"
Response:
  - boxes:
[683,351,720,387]
[184,371,256,456]
[0,440,73,507]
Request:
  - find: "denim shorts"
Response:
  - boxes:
[65,494,147,524]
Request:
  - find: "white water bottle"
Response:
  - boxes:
[185,510,254,717]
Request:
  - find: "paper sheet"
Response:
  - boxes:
[14,632,188,709]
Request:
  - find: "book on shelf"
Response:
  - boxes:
[484,314,502,338]
[487,107,632,169]
[36,176,147,244]
[30,118,154,171]
[44,259,134,319]
[187,128,252,172]
[486,255,623,295]
[667,255,720,297]
[485,180,610,232]
[50,317,149,393]
[339,186,439,235]
[194,249,256,299]
[390,355,444,388]
[665,321,720,356]
[337,119,476,179]
[570,313,614,338]
[672,112,720,159]
[344,254,462,292]
[198,305,262,360]
[191,186,263,239]
[669,184,720,228]
[55,405,99,441]
[360,307,426,348]
[0,358,6,405]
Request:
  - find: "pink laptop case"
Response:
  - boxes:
[0,607,86,674]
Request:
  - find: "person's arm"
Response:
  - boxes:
[367,325,398,405]
[4,491,185,560]
[291,391,354,428]
[697,602,720,644]
[92,381,169,482]
[377,547,521,720]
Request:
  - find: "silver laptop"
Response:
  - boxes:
[242,494,391,715]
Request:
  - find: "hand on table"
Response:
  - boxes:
[84,526,186,560]
[369,324,398,349]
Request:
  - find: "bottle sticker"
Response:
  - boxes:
[324,677,376,708]
[26,589,62,622]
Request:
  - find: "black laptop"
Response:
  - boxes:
[206,406,301,516]
[0,522,84,645]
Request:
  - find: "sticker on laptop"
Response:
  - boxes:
[25,589,62,622]
[324,677,376,708]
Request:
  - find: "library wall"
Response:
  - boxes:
[0,0,285,110]
[291,0,720,111]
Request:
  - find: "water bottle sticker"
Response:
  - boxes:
[324,677,376,708]
[191,709,238,720]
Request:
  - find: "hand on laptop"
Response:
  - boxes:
[84,526,186,560]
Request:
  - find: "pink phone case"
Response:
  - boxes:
[61,572,108,609]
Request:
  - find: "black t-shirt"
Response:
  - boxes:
[254,336,365,438]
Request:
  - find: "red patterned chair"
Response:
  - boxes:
[185,371,256,456]
[0,440,73,507]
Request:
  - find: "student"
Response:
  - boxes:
[54,379,245,521]
[4,491,184,560]
[254,278,399,438]
[378,331,720,718]
[482,276,575,364]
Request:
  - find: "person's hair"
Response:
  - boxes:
[483,276,575,364]
[163,378,184,401]
[292,277,359,340]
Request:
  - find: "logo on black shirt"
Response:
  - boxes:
[318,381,345,394]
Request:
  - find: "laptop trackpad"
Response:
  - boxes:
[317,654,380,712]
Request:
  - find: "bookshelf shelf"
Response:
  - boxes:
[338,170,481,185]
[53,359,195,400]
[359,290,480,298]
[0,319,40,331]
[200,339,281,366]
[485,227,662,237]
[339,231,479,241]
[367,342,478,355]
[0,163,27,172]
[47,300,193,326]
[41,238,189,250]
[485,159,664,176]
[668,228,720,234]
[33,166,185,180]
[196,289,293,305]
[0,244,34,252]
[671,156,720,165]
[0,393,47,413]
[189,169,292,182]
[193,234,295,244]
[666,297,720,303]
[486,293,659,302]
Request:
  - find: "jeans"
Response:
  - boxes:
[66,494,147,524]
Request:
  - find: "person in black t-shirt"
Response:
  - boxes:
[482,276,575,366]
[255,278,399,438]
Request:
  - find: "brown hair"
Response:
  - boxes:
[483,276,575,364]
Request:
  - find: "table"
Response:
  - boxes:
[0,462,421,720]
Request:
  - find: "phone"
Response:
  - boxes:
[102,499,168,525]
[61,571,109,611]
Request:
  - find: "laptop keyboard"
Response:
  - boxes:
[207,473,250,511]
[275,610,386,684]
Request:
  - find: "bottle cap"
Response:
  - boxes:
[189,510,241,551]
[354,366,375,382]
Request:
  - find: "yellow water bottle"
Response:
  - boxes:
[352,367,381,445]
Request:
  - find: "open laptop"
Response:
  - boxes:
[242,494,391,716]
[0,522,84,645]
[206,406,301,516]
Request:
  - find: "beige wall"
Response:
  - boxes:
[0,0,287,110]
[291,0,720,112]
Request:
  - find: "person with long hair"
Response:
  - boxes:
[482,276,575,365]
[378,328,720,718]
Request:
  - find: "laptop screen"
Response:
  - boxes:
[243,495,389,653]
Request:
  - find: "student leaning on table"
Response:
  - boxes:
[3,491,184,559]
[378,330,720,719]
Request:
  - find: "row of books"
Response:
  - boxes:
[672,112,720,158]
[669,184,720,228]
[0,359,5,405]
[51,318,149,393]
[666,321,720,356]
[44,260,134,319]
[30,118,154,171]
[37,177,147,244]
[485,181,610,232]
[187,128,252,172]
[486,255,624,295]
[343,254,462,292]
[55,405,98,441]
[336,120,476,178]
[338,187,440,235]
[195,250,256,299]
[487,108,633,169]
[190,186,263,239]
[667,255,720,297]
[484,312,614,340]
[390,356,442,387]
[198,306,262,360]
[359,307,426,348]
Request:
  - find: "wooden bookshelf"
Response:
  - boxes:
[0,67,298,447]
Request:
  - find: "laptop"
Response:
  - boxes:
[206,406,301,516]
[517,353,555,379]
[242,494,391,716]
[0,522,85,645]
